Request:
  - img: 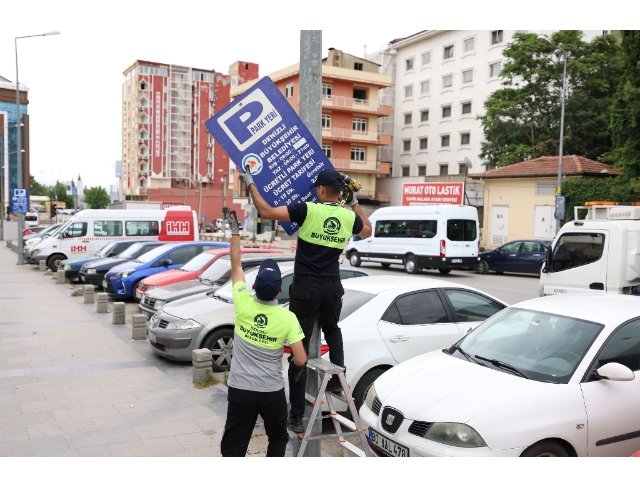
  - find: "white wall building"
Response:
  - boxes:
[370,29,606,206]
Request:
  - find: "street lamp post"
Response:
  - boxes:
[15,30,60,264]
[537,34,567,235]
[219,170,228,239]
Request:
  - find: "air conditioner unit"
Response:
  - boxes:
[207,143,213,148]
[207,158,212,163]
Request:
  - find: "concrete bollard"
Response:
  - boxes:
[39,261,47,272]
[192,348,213,383]
[96,293,109,313]
[112,302,126,325]
[84,285,95,304]
[131,314,147,340]
[56,269,66,284]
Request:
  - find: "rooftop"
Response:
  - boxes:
[471,155,620,180]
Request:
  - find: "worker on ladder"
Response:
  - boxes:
[220,208,307,457]
[240,169,373,433]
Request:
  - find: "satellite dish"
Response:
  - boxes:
[463,157,473,169]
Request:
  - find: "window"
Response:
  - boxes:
[447,220,478,241]
[444,289,504,323]
[353,88,367,101]
[351,147,365,161]
[321,114,331,129]
[444,45,454,59]
[419,138,428,150]
[489,62,502,78]
[94,221,123,237]
[404,113,412,125]
[402,166,410,177]
[551,233,605,272]
[443,75,453,88]
[126,221,160,236]
[322,145,332,158]
[420,81,430,95]
[593,319,640,372]
[322,84,332,99]
[62,222,87,238]
[459,164,468,175]
[463,69,474,84]
[405,58,414,71]
[404,85,414,98]
[354,62,363,71]
[420,110,429,122]
[402,140,411,152]
[352,118,367,133]
[421,52,432,65]
[418,165,427,176]
[339,290,376,322]
[442,106,452,118]
[375,220,438,239]
[285,83,294,98]
[464,38,475,52]
[161,246,199,266]
[521,242,545,253]
[230,75,238,87]
[462,102,472,115]
[441,135,450,147]
[461,133,470,145]
[383,291,449,325]
[500,241,522,253]
[491,30,504,45]
[439,165,449,176]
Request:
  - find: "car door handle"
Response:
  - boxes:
[389,336,410,342]
[509,254,516,257]
[590,282,604,290]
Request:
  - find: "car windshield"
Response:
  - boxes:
[452,308,603,384]
[98,242,116,255]
[135,244,175,264]
[200,259,232,284]
[51,221,71,237]
[215,268,262,302]
[181,252,216,272]
[117,243,144,259]
[339,289,375,321]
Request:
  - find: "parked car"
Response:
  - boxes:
[202,222,215,233]
[24,224,63,260]
[104,242,229,300]
[146,265,369,368]
[360,293,640,457]
[476,240,550,275]
[23,225,46,237]
[282,276,507,412]
[138,253,293,318]
[61,240,148,282]
[79,241,166,287]
[25,211,39,227]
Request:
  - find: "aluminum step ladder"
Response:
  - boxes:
[292,358,373,457]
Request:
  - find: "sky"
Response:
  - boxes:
[1,0,624,190]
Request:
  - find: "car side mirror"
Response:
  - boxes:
[543,246,552,273]
[162,259,173,266]
[595,362,635,382]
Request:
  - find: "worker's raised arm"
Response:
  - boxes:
[224,208,244,285]
[348,193,372,238]
[241,170,291,222]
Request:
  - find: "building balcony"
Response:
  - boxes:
[322,95,392,116]
[322,127,391,146]
[330,158,380,174]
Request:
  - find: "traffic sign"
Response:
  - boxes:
[555,195,566,220]
[205,77,335,235]
[11,188,29,213]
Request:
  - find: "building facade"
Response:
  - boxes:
[120,60,259,223]
[231,49,393,210]
[0,75,30,212]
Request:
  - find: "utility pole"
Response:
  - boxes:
[221,171,228,239]
[294,29,323,458]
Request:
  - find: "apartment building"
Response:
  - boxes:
[231,48,393,209]
[120,60,259,222]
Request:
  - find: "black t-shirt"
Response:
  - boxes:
[288,203,364,276]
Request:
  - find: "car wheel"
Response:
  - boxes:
[521,440,569,457]
[202,327,234,372]
[438,268,452,275]
[47,254,65,271]
[404,255,419,274]
[352,368,388,412]
[349,252,361,267]
[476,260,489,274]
[132,280,143,302]
[381,263,391,268]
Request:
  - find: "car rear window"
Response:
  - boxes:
[447,219,477,241]
[339,289,376,322]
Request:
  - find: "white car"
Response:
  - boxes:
[283,276,507,412]
[360,294,640,457]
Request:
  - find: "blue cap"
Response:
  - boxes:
[308,169,344,189]
[254,259,282,300]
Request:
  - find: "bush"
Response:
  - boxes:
[561,177,640,221]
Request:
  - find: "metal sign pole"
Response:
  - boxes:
[294,29,322,458]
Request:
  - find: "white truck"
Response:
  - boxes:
[540,204,640,296]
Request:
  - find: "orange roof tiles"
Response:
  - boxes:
[471,155,620,179]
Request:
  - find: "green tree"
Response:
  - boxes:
[46,182,74,208]
[83,186,111,209]
[478,31,623,167]
[29,175,48,198]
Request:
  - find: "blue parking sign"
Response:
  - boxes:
[205,77,335,235]
[11,188,29,213]
[555,195,566,220]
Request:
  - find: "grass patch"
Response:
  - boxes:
[194,370,221,389]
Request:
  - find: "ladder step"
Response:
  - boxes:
[330,413,357,432]
[326,391,347,402]
[305,392,324,405]
[339,441,367,457]
[297,430,364,441]
[306,358,345,374]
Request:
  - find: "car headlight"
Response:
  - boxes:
[33,249,41,255]
[165,319,202,330]
[153,299,166,310]
[150,314,159,326]
[64,264,71,270]
[424,423,486,448]
[86,268,96,274]
[365,384,377,410]
[115,268,136,279]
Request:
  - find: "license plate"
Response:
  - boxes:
[103,280,108,288]
[451,259,463,264]
[368,428,409,457]
[148,331,156,344]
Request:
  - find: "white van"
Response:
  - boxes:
[346,205,480,274]
[25,211,39,227]
[30,207,198,270]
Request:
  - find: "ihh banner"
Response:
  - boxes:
[205,77,335,235]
